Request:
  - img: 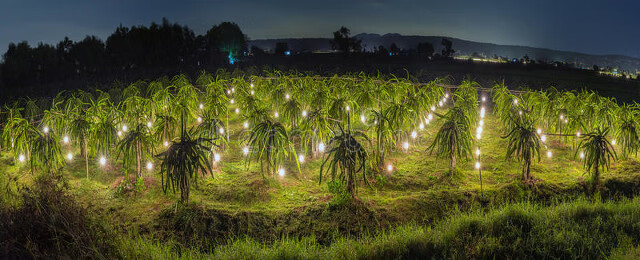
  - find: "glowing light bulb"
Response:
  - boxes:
[66,152,73,160]
[476,133,482,139]
[345,105,350,112]
[612,139,616,145]
[403,141,409,150]
[199,103,204,109]
[479,120,484,126]
[18,154,25,162]
[147,121,152,128]
[99,157,106,166]
[419,123,424,130]
[278,168,285,177]
[541,135,547,142]
[476,149,480,156]
[146,161,153,170]
[476,126,483,134]
[564,119,568,123]
[428,114,433,120]
[235,108,240,114]
[117,131,122,137]
[274,112,279,118]
[411,131,417,139]
[560,115,564,120]
[445,93,449,98]
[250,90,254,95]
[230,99,235,104]
[227,90,231,95]
[243,146,249,155]
[298,155,305,163]
[122,125,128,132]
[547,151,552,158]
[438,101,443,107]
[518,110,522,115]
[219,127,224,134]
[576,132,581,137]
[250,83,254,88]
[513,99,518,105]
[285,93,290,100]
[302,110,307,117]
[387,164,393,172]
[43,127,49,134]
[197,117,202,123]
[537,129,542,134]
[318,142,325,153]
[231,87,235,93]
[214,153,221,162]
[482,96,486,102]
[243,121,249,129]
[579,152,585,159]
[475,161,481,169]
[164,141,169,147]
[63,135,69,144]
[431,106,436,111]
[360,115,366,123]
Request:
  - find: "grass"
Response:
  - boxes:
[3,107,640,257]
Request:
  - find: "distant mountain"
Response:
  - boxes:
[249,33,640,72]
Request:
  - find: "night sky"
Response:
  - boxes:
[1,0,638,58]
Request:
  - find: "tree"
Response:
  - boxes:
[30,130,64,175]
[320,124,369,199]
[275,42,289,56]
[330,26,362,53]
[428,107,473,176]
[577,128,617,190]
[206,22,248,60]
[157,117,213,203]
[441,38,455,58]
[389,43,400,56]
[69,117,92,179]
[503,113,541,182]
[117,124,154,178]
[416,42,434,58]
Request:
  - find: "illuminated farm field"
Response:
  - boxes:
[3,72,640,258]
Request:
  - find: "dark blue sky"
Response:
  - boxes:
[1,0,639,57]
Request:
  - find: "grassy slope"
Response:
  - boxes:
[3,105,640,253]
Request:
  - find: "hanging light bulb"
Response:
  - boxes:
[480,107,485,118]
[547,151,552,158]
[219,127,224,134]
[476,148,480,156]
[242,146,249,155]
[579,151,585,159]
[63,135,69,144]
[164,141,169,147]
[482,96,486,102]
[431,106,436,111]
[250,83,254,88]
[428,114,433,120]
[518,110,522,115]
[513,99,518,105]
[560,114,564,120]
[231,87,235,93]
[419,122,424,130]
[445,93,449,98]
[243,121,249,129]
[475,161,481,169]
[438,101,443,107]
[199,103,204,109]
[285,93,290,100]
[19,154,25,162]
[197,117,202,123]
[302,110,307,117]
[298,154,305,163]
[117,131,122,137]
[278,168,286,177]
[146,161,153,170]
[476,126,483,135]
[345,105,350,112]
[612,139,616,145]
[250,90,255,95]
[360,115,366,123]
[274,111,279,118]
[541,135,547,142]
[66,152,73,161]
[235,108,240,114]
[147,121,152,128]
[476,133,482,139]
[43,126,49,134]
[387,164,393,172]
[411,131,417,139]
[564,119,568,124]
[230,99,235,104]
[227,90,231,95]
[214,153,221,162]
[479,120,484,126]
[99,156,106,166]
[537,128,542,134]
[318,142,325,153]
[403,141,409,150]
[122,125,128,132]
[576,132,581,137]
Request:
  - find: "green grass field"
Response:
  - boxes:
[3,104,640,258]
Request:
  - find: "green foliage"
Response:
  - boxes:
[503,113,541,181]
[320,124,369,198]
[428,107,474,176]
[245,119,296,177]
[577,127,617,189]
